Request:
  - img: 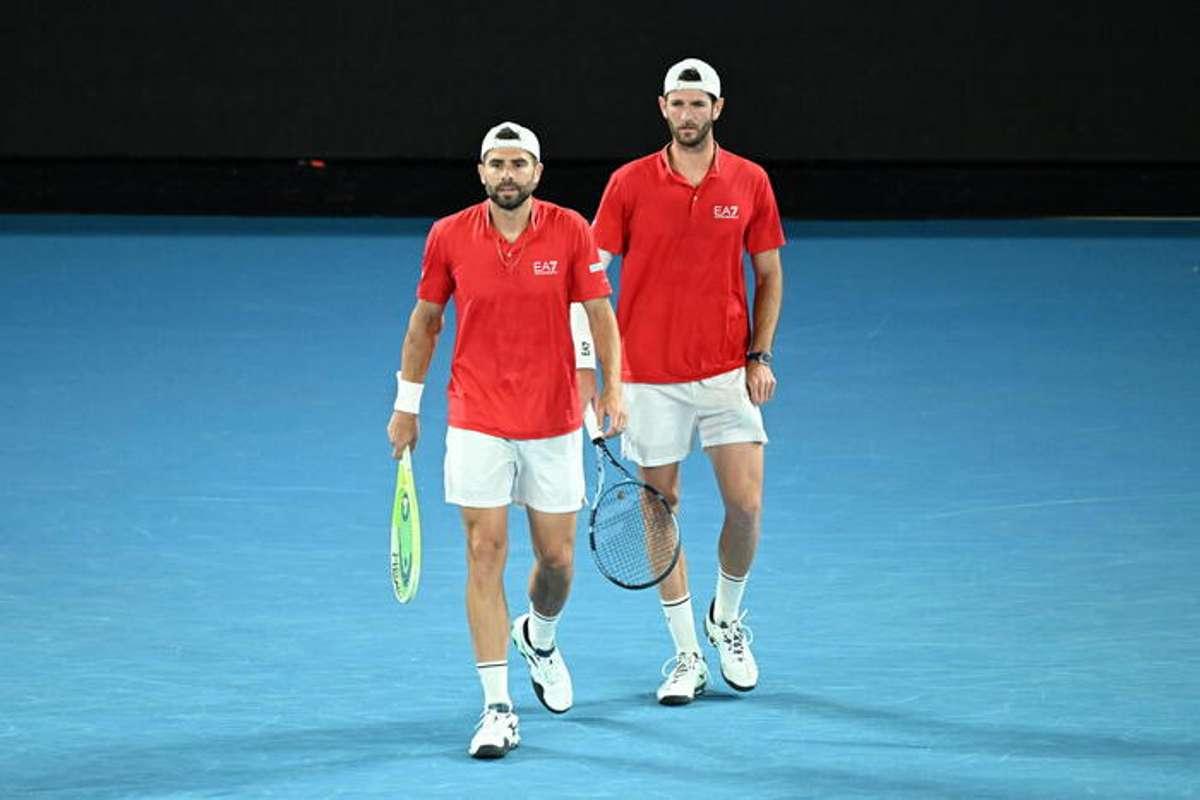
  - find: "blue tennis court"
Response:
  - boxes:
[2,215,1198,798]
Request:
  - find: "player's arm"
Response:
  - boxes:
[388,299,445,457]
[746,248,783,405]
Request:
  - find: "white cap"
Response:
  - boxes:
[662,57,721,98]
[479,121,541,162]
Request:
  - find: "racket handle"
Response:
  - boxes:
[583,403,603,443]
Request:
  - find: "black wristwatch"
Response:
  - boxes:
[746,351,773,366]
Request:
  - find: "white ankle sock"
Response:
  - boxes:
[476,661,511,708]
[527,604,560,651]
[713,569,748,623]
[661,594,701,654]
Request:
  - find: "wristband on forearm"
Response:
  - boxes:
[393,371,424,413]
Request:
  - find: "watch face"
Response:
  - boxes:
[749,351,772,365]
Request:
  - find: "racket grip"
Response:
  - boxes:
[583,403,603,443]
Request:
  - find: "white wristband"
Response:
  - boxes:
[393,372,424,414]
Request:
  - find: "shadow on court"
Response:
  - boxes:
[4,719,466,799]
[753,690,1200,762]
[504,742,1022,800]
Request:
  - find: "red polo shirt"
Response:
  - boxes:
[592,145,785,383]
[418,199,611,439]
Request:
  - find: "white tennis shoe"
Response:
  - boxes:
[656,651,708,705]
[510,614,573,713]
[704,601,758,691]
[468,703,520,759]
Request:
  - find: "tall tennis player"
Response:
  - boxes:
[588,59,786,704]
[387,122,625,758]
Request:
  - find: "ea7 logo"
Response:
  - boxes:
[713,204,740,219]
[533,260,559,275]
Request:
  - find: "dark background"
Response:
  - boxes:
[3,1,1198,217]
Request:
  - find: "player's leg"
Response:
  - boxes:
[512,507,576,712]
[697,367,769,691]
[445,426,521,757]
[641,462,690,600]
[509,430,584,713]
[706,441,764,585]
[526,507,575,624]
[461,505,521,756]
[641,461,709,703]
[623,380,708,704]
[461,505,513,671]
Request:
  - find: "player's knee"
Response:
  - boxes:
[640,468,680,508]
[648,482,680,508]
[465,532,507,570]
[725,495,762,530]
[537,541,575,574]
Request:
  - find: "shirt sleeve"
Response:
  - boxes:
[591,171,628,256]
[415,221,454,304]
[568,214,612,303]
[745,168,787,256]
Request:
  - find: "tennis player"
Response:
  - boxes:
[588,58,785,704]
[387,122,625,758]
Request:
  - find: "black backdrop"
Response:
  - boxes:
[2,1,1199,216]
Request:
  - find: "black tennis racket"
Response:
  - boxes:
[583,405,681,590]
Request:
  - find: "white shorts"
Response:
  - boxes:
[444,426,584,513]
[621,367,768,467]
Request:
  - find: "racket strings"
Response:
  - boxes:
[591,482,678,587]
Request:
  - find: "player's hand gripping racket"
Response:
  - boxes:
[389,446,422,603]
[583,405,681,590]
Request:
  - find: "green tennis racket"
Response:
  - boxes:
[389,447,422,603]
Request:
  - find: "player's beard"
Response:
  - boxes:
[669,118,713,150]
[486,179,538,210]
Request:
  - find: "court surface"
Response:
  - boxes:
[2,215,1198,799]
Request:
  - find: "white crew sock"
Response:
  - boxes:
[476,661,511,708]
[713,569,748,624]
[660,594,701,654]
[527,604,561,652]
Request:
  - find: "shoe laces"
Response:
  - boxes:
[476,703,512,730]
[716,610,754,658]
[660,651,703,680]
[529,646,563,684]
[539,655,564,685]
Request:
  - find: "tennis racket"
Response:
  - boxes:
[389,446,422,603]
[583,405,681,590]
